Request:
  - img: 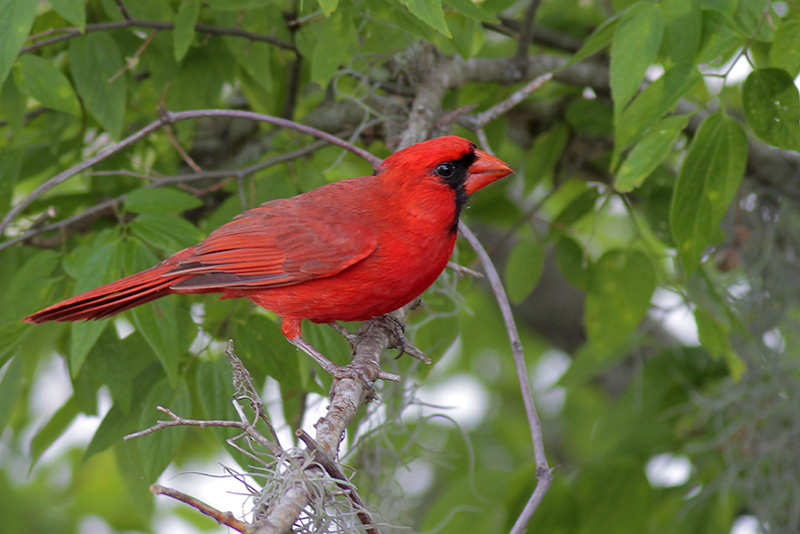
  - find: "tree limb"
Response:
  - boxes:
[22,18,295,54]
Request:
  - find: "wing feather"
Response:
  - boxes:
[168,202,377,291]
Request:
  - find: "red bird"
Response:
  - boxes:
[24,136,513,377]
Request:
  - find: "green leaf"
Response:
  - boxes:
[609,2,664,112]
[0,0,37,87]
[0,322,31,370]
[702,0,736,16]
[551,188,600,230]
[29,396,81,468]
[50,0,86,29]
[13,54,80,116]
[525,122,569,191]
[69,33,127,138]
[85,404,130,461]
[0,249,61,325]
[733,0,772,41]
[69,241,122,376]
[742,68,800,151]
[615,114,689,192]
[443,0,499,23]
[398,0,452,37]
[0,355,23,433]
[234,314,302,387]
[173,0,200,61]
[85,328,157,413]
[138,377,192,480]
[585,249,656,354]
[770,20,800,78]
[505,239,545,304]
[445,12,480,59]
[670,113,747,274]
[310,10,355,86]
[566,10,622,66]
[124,187,203,214]
[84,364,163,461]
[124,240,182,386]
[129,212,206,254]
[556,235,590,289]
[0,69,26,134]
[226,36,273,93]
[565,98,613,137]
[195,358,257,468]
[614,63,701,164]
[661,0,701,63]
[694,307,745,380]
[696,9,741,64]
[0,148,23,213]
[205,0,273,8]
[318,0,338,16]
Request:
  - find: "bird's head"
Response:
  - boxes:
[378,136,514,229]
[379,136,514,197]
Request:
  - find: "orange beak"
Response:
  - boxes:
[464,149,514,195]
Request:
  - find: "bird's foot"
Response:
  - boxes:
[327,322,359,352]
[374,315,432,365]
[330,360,401,401]
[288,335,399,401]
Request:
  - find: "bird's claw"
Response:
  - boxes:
[330,361,401,401]
[376,315,432,365]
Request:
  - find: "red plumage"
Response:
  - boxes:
[24,136,513,345]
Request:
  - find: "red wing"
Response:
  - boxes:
[168,206,377,291]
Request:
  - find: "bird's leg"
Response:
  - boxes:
[374,315,432,365]
[288,335,401,384]
[327,322,359,353]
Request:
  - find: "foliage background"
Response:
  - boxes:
[2,0,800,532]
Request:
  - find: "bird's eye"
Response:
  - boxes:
[434,163,455,178]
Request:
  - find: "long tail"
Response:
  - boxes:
[23,247,196,324]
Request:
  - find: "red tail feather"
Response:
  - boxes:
[23,249,194,324]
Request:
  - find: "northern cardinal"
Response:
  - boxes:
[24,136,513,377]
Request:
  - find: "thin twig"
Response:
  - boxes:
[225,341,282,446]
[108,30,157,83]
[446,261,484,279]
[165,123,202,172]
[124,405,281,455]
[462,72,553,131]
[151,484,252,533]
[516,0,544,63]
[114,0,133,20]
[0,109,380,236]
[458,222,552,533]
[21,19,295,54]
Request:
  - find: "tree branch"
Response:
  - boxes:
[151,484,253,533]
[459,223,552,533]
[21,19,295,54]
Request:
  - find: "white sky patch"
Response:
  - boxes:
[731,515,764,534]
[395,458,435,497]
[411,373,490,430]
[645,64,665,82]
[725,54,754,85]
[650,288,699,346]
[762,328,785,352]
[645,453,692,488]
[531,349,571,417]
